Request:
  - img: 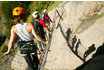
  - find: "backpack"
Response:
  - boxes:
[41,14,45,21]
[32,19,45,39]
[41,14,52,23]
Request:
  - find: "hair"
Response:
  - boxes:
[14,13,27,23]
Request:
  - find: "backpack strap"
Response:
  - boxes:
[41,14,45,21]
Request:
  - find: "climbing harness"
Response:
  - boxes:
[18,40,37,56]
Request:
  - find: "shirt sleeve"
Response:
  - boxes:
[39,20,46,28]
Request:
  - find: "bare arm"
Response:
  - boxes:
[5,26,16,55]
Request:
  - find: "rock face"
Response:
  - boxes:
[44,1,104,70]
[11,51,28,70]
[11,1,104,70]
[81,44,104,70]
[82,55,104,70]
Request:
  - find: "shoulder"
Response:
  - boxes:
[11,25,16,31]
[10,25,18,34]
[26,23,34,28]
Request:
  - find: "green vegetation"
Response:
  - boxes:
[48,1,62,11]
[0,2,3,15]
[0,24,3,33]
[93,13,104,20]
[1,1,32,38]
[27,1,62,22]
[0,52,4,57]
[1,1,32,21]
[76,12,104,34]
[4,20,15,38]
[1,43,8,53]
[0,42,18,58]
[0,1,62,38]
[0,43,7,57]
[44,68,49,70]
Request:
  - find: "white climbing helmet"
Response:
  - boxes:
[43,9,46,13]
[32,11,39,18]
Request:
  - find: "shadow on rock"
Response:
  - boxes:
[59,24,85,62]
[84,44,96,61]
[75,43,104,70]
[56,9,97,63]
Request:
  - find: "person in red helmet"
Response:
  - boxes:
[41,9,54,29]
[5,7,48,70]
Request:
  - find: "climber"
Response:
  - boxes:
[32,11,51,53]
[41,9,54,30]
[4,7,48,70]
